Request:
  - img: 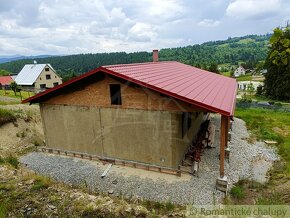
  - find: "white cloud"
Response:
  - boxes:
[226,0,281,19]
[198,19,221,27]
[0,0,289,56]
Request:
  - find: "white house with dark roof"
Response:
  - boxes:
[15,63,62,90]
[234,65,246,77]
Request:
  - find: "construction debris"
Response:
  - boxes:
[101,164,112,178]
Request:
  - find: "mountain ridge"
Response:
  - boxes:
[0,34,271,78]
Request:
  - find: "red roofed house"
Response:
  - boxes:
[23,50,237,189]
[0,75,13,89]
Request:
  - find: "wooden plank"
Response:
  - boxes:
[101,164,112,178]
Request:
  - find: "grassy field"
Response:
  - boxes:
[235,108,290,175]
[236,75,253,81]
[231,107,290,204]
[221,71,231,77]
[0,90,34,100]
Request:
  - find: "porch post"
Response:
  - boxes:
[216,115,229,192]
[219,115,227,177]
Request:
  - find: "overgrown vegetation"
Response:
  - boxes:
[0,155,19,169]
[0,108,17,127]
[0,90,34,100]
[230,185,245,199]
[234,107,290,205]
[235,108,290,174]
[30,176,52,191]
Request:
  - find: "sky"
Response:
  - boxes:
[0,0,289,56]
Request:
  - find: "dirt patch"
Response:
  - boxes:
[250,157,272,183]
[0,104,43,156]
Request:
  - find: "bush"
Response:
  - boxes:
[230,186,245,199]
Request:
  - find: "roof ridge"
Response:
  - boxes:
[102,61,178,68]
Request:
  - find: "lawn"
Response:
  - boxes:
[0,90,34,100]
[235,108,290,175]
[221,71,231,77]
[236,75,253,81]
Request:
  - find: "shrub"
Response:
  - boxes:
[230,186,245,199]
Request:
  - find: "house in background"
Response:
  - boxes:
[234,65,246,77]
[0,75,13,89]
[238,81,263,91]
[15,63,62,91]
[23,51,237,189]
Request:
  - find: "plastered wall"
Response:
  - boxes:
[40,74,206,168]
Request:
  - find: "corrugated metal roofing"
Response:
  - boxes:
[22,61,237,116]
[0,76,13,85]
[15,64,54,85]
[103,61,237,116]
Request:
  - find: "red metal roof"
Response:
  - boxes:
[23,61,237,116]
[0,76,13,86]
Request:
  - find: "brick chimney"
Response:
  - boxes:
[153,49,159,62]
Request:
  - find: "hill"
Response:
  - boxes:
[0,34,271,78]
[0,55,55,64]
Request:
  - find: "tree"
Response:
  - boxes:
[264,27,290,100]
[208,62,219,74]
[10,81,18,96]
[256,85,264,96]
[247,83,255,96]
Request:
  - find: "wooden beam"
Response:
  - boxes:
[225,116,229,147]
[220,115,229,178]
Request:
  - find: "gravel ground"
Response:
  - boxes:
[20,115,278,205]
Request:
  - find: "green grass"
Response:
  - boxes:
[0,155,19,169]
[236,75,253,81]
[5,156,19,169]
[0,90,34,100]
[235,108,290,176]
[221,71,231,77]
[230,186,245,199]
[30,176,52,191]
[0,199,12,218]
[0,108,17,127]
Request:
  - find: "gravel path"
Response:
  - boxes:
[20,115,278,205]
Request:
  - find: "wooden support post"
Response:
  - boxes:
[225,117,229,147]
[216,115,230,192]
[219,115,228,178]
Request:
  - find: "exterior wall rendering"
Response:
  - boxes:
[34,66,62,89]
[40,74,206,169]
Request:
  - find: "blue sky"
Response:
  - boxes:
[0,0,289,56]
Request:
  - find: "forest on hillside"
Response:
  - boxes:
[0,34,271,79]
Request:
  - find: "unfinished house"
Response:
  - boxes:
[23,51,237,190]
